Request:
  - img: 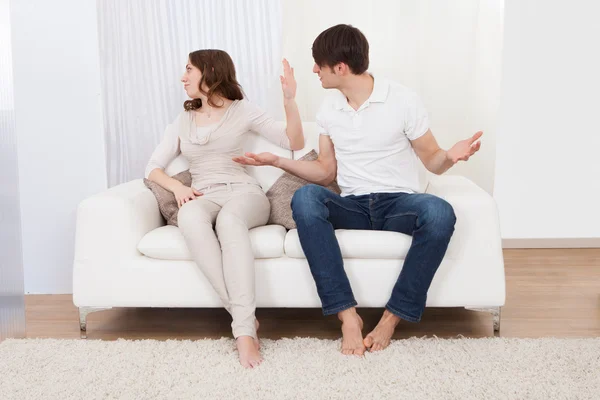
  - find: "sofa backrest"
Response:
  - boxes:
[242,129,292,191]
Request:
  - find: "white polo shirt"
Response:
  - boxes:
[316,76,429,197]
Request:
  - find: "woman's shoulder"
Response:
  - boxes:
[169,110,194,129]
[236,98,264,117]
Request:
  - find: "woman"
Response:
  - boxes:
[145,49,303,368]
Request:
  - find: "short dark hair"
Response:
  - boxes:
[312,24,369,75]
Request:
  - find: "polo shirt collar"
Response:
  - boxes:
[334,74,390,111]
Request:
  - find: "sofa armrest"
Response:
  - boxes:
[425,174,505,301]
[74,179,163,263]
[426,174,502,256]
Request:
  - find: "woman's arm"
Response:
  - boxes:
[246,59,305,151]
[145,121,184,193]
[280,58,304,150]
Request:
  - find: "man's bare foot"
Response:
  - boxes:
[236,336,263,368]
[338,308,366,356]
[363,309,401,352]
[254,319,260,350]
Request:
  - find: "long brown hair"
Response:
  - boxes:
[183,49,244,111]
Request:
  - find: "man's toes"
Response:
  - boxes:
[363,335,374,349]
[354,346,366,356]
[370,342,381,352]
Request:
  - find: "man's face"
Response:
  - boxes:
[313,63,340,89]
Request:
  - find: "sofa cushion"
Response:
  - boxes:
[138,224,287,260]
[284,229,414,259]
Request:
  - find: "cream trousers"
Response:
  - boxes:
[177,182,270,339]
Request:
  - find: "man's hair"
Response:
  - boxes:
[312,24,369,75]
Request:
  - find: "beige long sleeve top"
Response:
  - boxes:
[145,99,291,190]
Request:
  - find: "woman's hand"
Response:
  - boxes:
[280,58,296,101]
[173,185,203,208]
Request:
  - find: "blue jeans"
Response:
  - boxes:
[291,184,456,322]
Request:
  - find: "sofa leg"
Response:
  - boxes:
[465,306,501,337]
[79,307,112,339]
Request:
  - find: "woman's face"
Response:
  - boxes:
[181,59,203,98]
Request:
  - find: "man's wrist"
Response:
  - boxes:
[273,155,284,168]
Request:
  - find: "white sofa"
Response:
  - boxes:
[73,122,505,338]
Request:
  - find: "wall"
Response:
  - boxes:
[11,0,107,293]
[494,0,600,241]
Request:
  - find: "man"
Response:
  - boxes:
[234,24,482,355]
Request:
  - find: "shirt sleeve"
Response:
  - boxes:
[315,100,330,136]
[404,92,430,140]
[144,117,181,178]
[244,100,291,150]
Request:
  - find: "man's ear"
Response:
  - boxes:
[334,62,349,76]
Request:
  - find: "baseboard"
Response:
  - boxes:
[502,238,600,249]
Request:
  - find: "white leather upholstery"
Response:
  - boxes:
[138,224,287,260]
[284,229,412,259]
[284,228,463,260]
[73,123,505,313]
[73,256,504,309]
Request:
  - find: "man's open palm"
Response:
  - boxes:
[232,152,279,167]
[447,131,483,163]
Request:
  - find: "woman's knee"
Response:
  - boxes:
[177,201,213,227]
[215,210,247,232]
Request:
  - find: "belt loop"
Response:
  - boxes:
[227,182,232,192]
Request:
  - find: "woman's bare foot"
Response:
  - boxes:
[363,309,401,352]
[254,319,260,350]
[236,336,263,368]
[338,308,366,356]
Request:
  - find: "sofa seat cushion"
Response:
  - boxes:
[284,229,415,259]
[138,224,287,260]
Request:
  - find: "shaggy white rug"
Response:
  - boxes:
[1,337,599,399]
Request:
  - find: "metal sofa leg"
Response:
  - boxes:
[465,306,501,336]
[79,307,112,339]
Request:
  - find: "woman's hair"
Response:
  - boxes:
[183,49,244,111]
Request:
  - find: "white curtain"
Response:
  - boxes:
[98,0,283,187]
[282,0,504,194]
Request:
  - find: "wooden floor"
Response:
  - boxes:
[24,249,600,341]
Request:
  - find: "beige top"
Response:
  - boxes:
[145,99,291,189]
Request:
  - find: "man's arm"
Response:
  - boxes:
[233,134,337,186]
[411,129,482,175]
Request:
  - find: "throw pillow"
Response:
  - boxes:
[143,170,192,226]
[266,150,341,230]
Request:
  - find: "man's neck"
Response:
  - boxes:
[338,73,374,111]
